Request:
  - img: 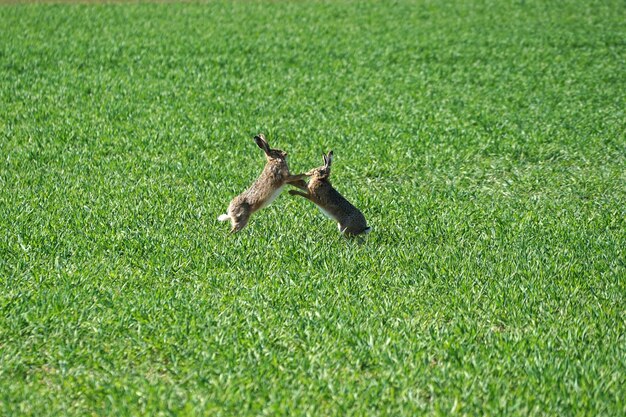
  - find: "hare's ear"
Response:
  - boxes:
[254,134,270,155]
[326,150,333,167]
[322,153,328,166]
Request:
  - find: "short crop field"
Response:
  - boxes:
[1,0,624,415]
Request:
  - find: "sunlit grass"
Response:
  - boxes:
[1,1,625,415]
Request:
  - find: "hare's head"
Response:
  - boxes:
[306,151,333,180]
[254,134,288,162]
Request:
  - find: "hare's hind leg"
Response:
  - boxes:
[230,213,250,233]
[230,219,249,233]
[340,224,371,236]
[228,201,251,233]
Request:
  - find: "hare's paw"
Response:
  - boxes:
[288,190,308,198]
[289,180,308,191]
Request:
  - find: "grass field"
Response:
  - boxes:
[1,0,625,415]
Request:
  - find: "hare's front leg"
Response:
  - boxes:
[286,173,308,191]
[288,190,313,202]
[289,179,308,191]
[286,173,307,182]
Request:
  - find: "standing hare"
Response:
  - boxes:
[218,134,307,232]
[289,151,371,236]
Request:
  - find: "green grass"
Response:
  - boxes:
[1,0,625,415]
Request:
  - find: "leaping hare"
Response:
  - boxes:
[289,151,371,236]
[218,134,307,232]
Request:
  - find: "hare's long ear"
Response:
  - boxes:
[326,150,334,167]
[322,153,328,166]
[254,134,270,155]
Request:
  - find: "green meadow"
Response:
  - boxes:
[1,0,624,415]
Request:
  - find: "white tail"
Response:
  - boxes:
[218,214,230,222]
[363,227,372,234]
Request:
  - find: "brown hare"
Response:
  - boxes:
[289,151,371,236]
[218,134,307,232]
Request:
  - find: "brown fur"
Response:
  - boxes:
[219,134,306,232]
[289,151,370,236]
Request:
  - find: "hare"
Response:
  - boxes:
[289,151,371,236]
[218,134,307,232]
